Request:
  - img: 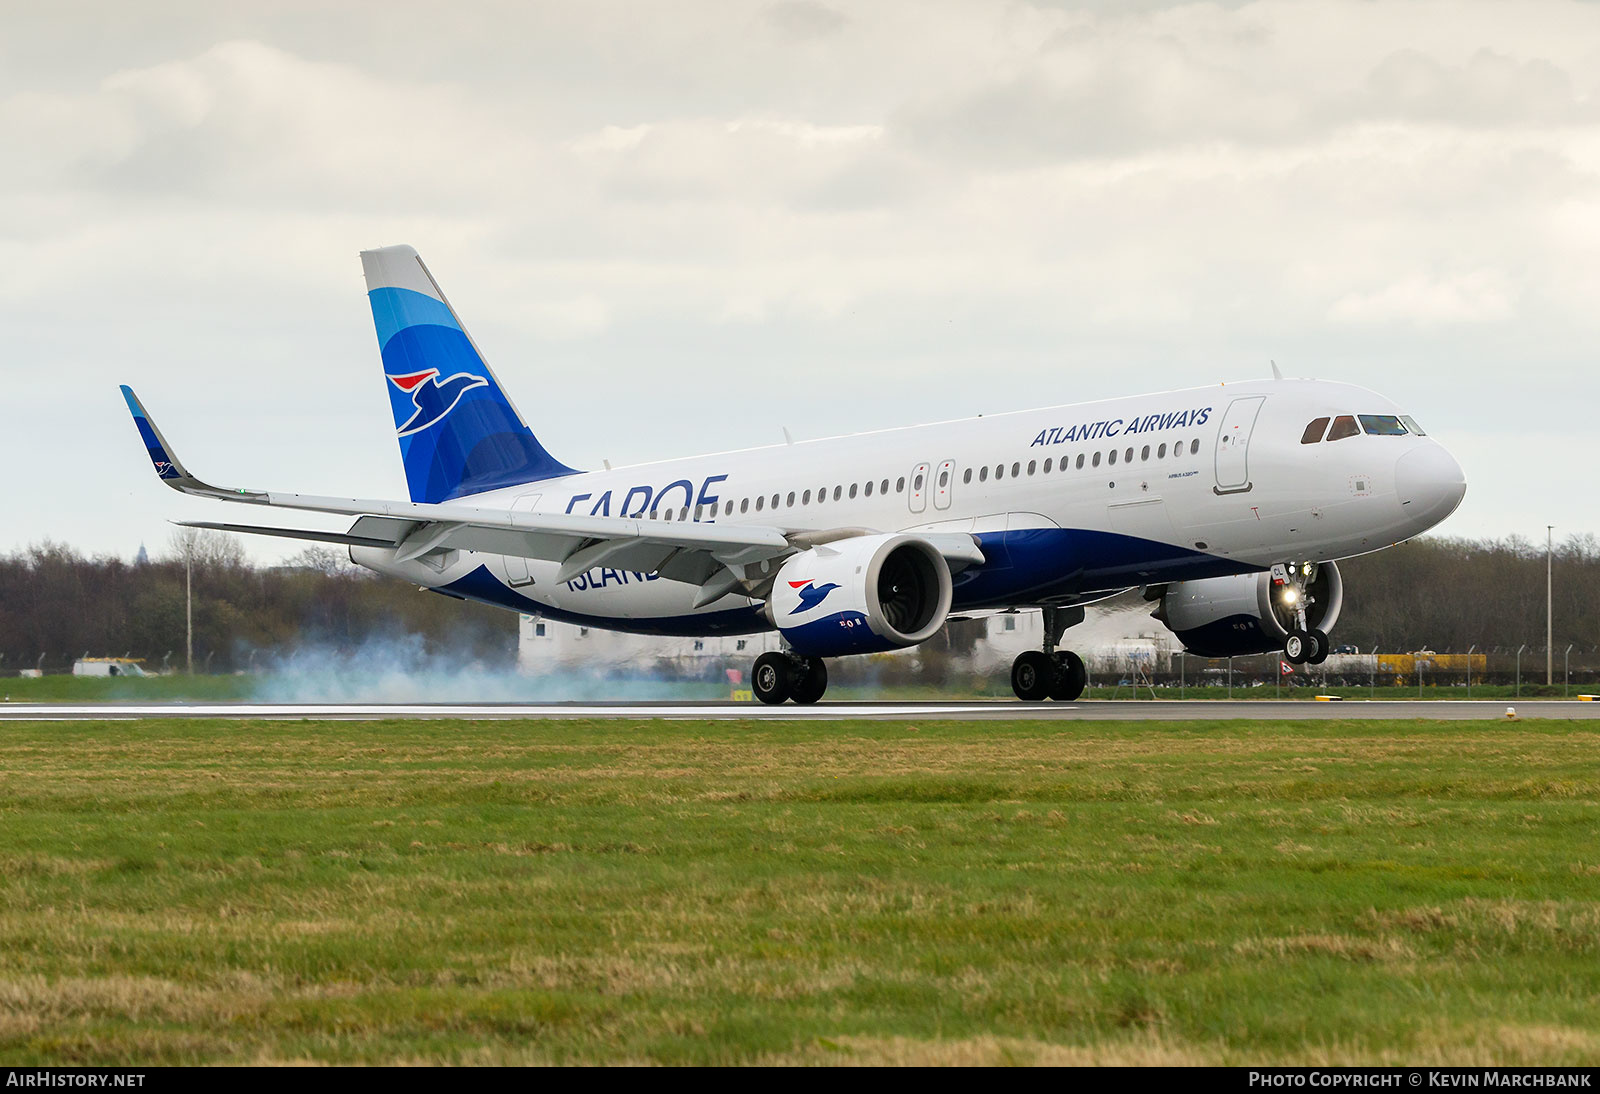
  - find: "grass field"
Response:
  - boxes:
[2,716,1599,1065]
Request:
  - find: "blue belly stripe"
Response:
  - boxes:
[433,527,1261,638]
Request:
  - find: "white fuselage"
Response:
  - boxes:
[353,377,1465,635]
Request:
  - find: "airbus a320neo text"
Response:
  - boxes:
[124,246,1466,703]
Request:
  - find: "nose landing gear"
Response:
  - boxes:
[1276,562,1330,665]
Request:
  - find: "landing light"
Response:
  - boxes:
[1282,589,1299,604]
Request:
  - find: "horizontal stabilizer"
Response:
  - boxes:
[174,521,397,549]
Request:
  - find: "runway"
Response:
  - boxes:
[2,700,1596,721]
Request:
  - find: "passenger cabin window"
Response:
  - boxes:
[834,485,842,501]
[849,483,858,498]
[1359,414,1407,436]
[1301,417,1330,444]
[979,466,989,482]
[1108,449,1117,465]
[963,468,973,484]
[1327,415,1360,441]
[1189,439,1200,455]
[864,481,874,496]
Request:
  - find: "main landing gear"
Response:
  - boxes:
[752,651,828,705]
[1276,562,1329,666]
[1010,605,1088,702]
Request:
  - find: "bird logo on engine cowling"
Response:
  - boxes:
[787,580,841,614]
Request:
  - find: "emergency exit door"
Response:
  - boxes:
[504,493,542,586]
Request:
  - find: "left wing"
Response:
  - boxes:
[122,386,983,607]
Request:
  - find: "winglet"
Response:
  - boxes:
[120,386,263,500]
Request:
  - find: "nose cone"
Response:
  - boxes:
[1396,444,1466,530]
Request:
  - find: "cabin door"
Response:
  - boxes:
[1213,396,1265,494]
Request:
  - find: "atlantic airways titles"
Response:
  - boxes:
[1029,406,1213,448]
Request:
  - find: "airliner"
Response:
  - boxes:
[123,245,1466,703]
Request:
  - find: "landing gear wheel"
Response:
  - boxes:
[1284,629,1310,665]
[791,657,828,704]
[1049,651,1087,702]
[1306,629,1329,665]
[752,652,793,705]
[1011,650,1054,702]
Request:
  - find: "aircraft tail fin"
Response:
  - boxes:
[361,245,578,503]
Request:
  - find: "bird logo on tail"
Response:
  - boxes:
[386,368,489,436]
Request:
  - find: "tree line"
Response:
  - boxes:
[0,535,515,675]
[1333,533,1599,657]
[0,532,1594,674]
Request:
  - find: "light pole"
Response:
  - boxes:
[185,542,194,676]
[1516,644,1527,698]
[1547,525,1554,686]
[1566,645,1574,698]
[1466,644,1476,698]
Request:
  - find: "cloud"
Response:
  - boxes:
[3,0,1600,562]
[1328,271,1517,326]
[1363,48,1589,128]
[764,1,847,40]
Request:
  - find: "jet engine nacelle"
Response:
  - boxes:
[1153,561,1344,657]
[767,534,953,657]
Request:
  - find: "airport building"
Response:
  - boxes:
[518,599,1173,679]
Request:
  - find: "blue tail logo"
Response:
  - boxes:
[788,580,842,614]
[362,245,579,504]
[387,368,489,437]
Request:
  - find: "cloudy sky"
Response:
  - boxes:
[4,0,1596,562]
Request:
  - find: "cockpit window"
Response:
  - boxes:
[1327,415,1360,441]
[1399,415,1426,436]
[1359,414,1407,436]
[1301,417,1330,444]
